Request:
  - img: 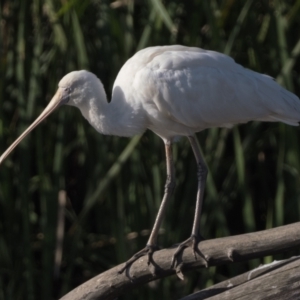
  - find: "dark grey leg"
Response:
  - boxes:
[119,139,175,274]
[171,135,207,267]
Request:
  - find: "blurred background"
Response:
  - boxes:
[0,0,300,299]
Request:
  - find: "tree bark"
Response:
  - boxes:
[60,222,300,300]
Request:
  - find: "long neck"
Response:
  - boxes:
[77,84,147,137]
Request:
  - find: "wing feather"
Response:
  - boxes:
[115,45,300,137]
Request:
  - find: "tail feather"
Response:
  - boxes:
[268,115,299,126]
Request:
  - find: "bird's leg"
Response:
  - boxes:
[171,135,207,268]
[147,140,176,247]
[119,140,175,275]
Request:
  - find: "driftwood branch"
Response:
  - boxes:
[60,222,300,300]
[181,256,300,300]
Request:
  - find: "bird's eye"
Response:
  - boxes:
[61,87,71,104]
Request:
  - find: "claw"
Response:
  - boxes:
[171,234,204,270]
[175,263,185,280]
[171,235,195,268]
[118,244,159,276]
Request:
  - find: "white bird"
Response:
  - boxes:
[0,45,300,273]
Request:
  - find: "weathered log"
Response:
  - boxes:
[181,256,300,300]
[60,222,300,300]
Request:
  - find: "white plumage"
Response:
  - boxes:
[60,45,300,142]
[1,45,299,272]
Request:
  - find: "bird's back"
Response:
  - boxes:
[113,45,300,139]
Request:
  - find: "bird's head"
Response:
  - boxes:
[58,70,103,108]
[0,70,102,165]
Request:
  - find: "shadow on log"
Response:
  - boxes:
[60,222,300,300]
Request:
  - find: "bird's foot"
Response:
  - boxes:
[171,234,205,275]
[118,244,159,277]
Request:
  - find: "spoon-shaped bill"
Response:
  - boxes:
[0,89,64,165]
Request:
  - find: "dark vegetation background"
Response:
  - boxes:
[0,0,300,299]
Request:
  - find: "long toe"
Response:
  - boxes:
[171,234,204,270]
[118,244,159,277]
